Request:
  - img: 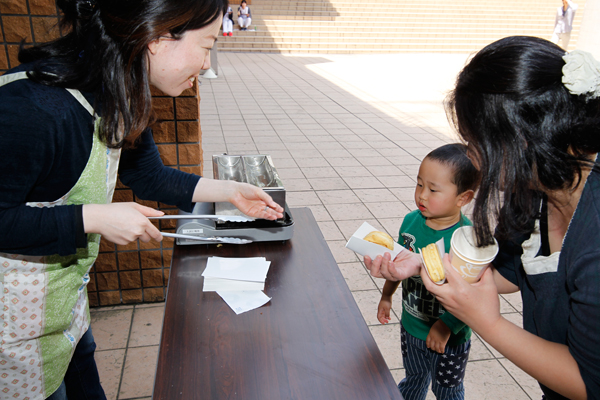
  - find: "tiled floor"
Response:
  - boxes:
[90,52,544,399]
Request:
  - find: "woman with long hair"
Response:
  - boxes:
[368,36,600,399]
[0,0,283,398]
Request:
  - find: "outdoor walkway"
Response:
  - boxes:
[90,52,544,399]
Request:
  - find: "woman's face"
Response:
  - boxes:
[147,16,222,97]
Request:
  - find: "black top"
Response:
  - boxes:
[493,169,600,399]
[0,64,200,256]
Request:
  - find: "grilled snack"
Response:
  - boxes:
[363,231,394,250]
[422,243,445,282]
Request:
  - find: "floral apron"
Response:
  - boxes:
[0,72,120,399]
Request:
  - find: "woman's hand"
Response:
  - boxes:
[420,254,502,334]
[364,250,422,281]
[83,203,164,244]
[192,178,284,220]
[228,182,284,220]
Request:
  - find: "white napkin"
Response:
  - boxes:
[217,291,272,315]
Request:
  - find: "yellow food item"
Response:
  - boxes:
[363,231,394,250]
[422,243,445,282]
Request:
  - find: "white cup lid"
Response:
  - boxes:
[451,226,498,262]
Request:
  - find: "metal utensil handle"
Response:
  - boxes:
[149,215,254,222]
[160,232,252,244]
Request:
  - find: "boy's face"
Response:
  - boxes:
[414,158,467,220]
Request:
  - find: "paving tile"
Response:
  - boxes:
[351,289,394,326]
[499,358,544,399]
[285,177,313,191]
[335,218,384,240]
[119,346,159,399]
[90,308,133,351]
[343,176,387,189]
[353,188,399,203]
[286,191,322,206]
[316,220,345,241]
[365,201,412,219]
[301,166,340,178]
[307,177,349,190]
[317,189,361,204]
[377,174,417,188]
[128,305,165,348]
[338,262,379,291]
[464,359,531,399]
[325,203,374,221]
[95,349,125,400]
[369,323,403,370]
[333,165,372,177]
[327,240,360,263]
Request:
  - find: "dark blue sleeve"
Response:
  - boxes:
[118,129,201,212]
[0,76,90,256]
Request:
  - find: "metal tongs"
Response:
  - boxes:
[160,232,252,244]
[148,214,255,223]
[150,214,254,244]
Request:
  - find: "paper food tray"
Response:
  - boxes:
[345,222,403,260]
[419,238,446,285]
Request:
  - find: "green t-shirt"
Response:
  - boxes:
[399,210,472,346]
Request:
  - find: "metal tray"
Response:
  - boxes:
[212,154,285,216]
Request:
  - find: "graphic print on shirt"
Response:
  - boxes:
[401,232,417,252]
[402,276,445,323]
[400,233,444,323]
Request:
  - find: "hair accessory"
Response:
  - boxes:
[562,49,600,99]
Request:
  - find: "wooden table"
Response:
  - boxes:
[153,207,403,400]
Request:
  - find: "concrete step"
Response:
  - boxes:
[220,0,585,53]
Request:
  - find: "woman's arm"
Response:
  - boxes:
[421,258,587,400]
[492,267,519,294]
[191,178,283,220]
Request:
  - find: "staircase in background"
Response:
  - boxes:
[218,0,585,53]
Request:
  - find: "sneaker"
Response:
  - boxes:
[223,32,227,36]
[228,32,232,36]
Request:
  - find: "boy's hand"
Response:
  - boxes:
[426,319,451,354]
[377,297,393,324]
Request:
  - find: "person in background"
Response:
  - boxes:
[551,0,578,49]
[223,5,233,36]
[376,144,478,400]
[0,0,283,399]
[237,0,252,30]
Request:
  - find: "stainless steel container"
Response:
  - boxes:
[212,154,285,215]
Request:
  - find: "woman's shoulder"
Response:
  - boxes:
[1,65,93,120]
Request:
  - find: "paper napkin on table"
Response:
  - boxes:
[202,256,271,291]
[216,291,271,315]
[202,256,272,314]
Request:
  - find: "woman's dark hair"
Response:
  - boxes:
[445,36,600,246]
[19,0,227,148]
[426,143,479,195]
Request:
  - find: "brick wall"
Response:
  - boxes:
[1,0,204,306]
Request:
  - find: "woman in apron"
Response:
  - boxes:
[366,36,600,399]
[423,37,600,399]
[0,0,283,399]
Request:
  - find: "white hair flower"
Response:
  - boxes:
[562,50,600,99]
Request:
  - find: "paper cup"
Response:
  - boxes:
[450,226,498,284]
